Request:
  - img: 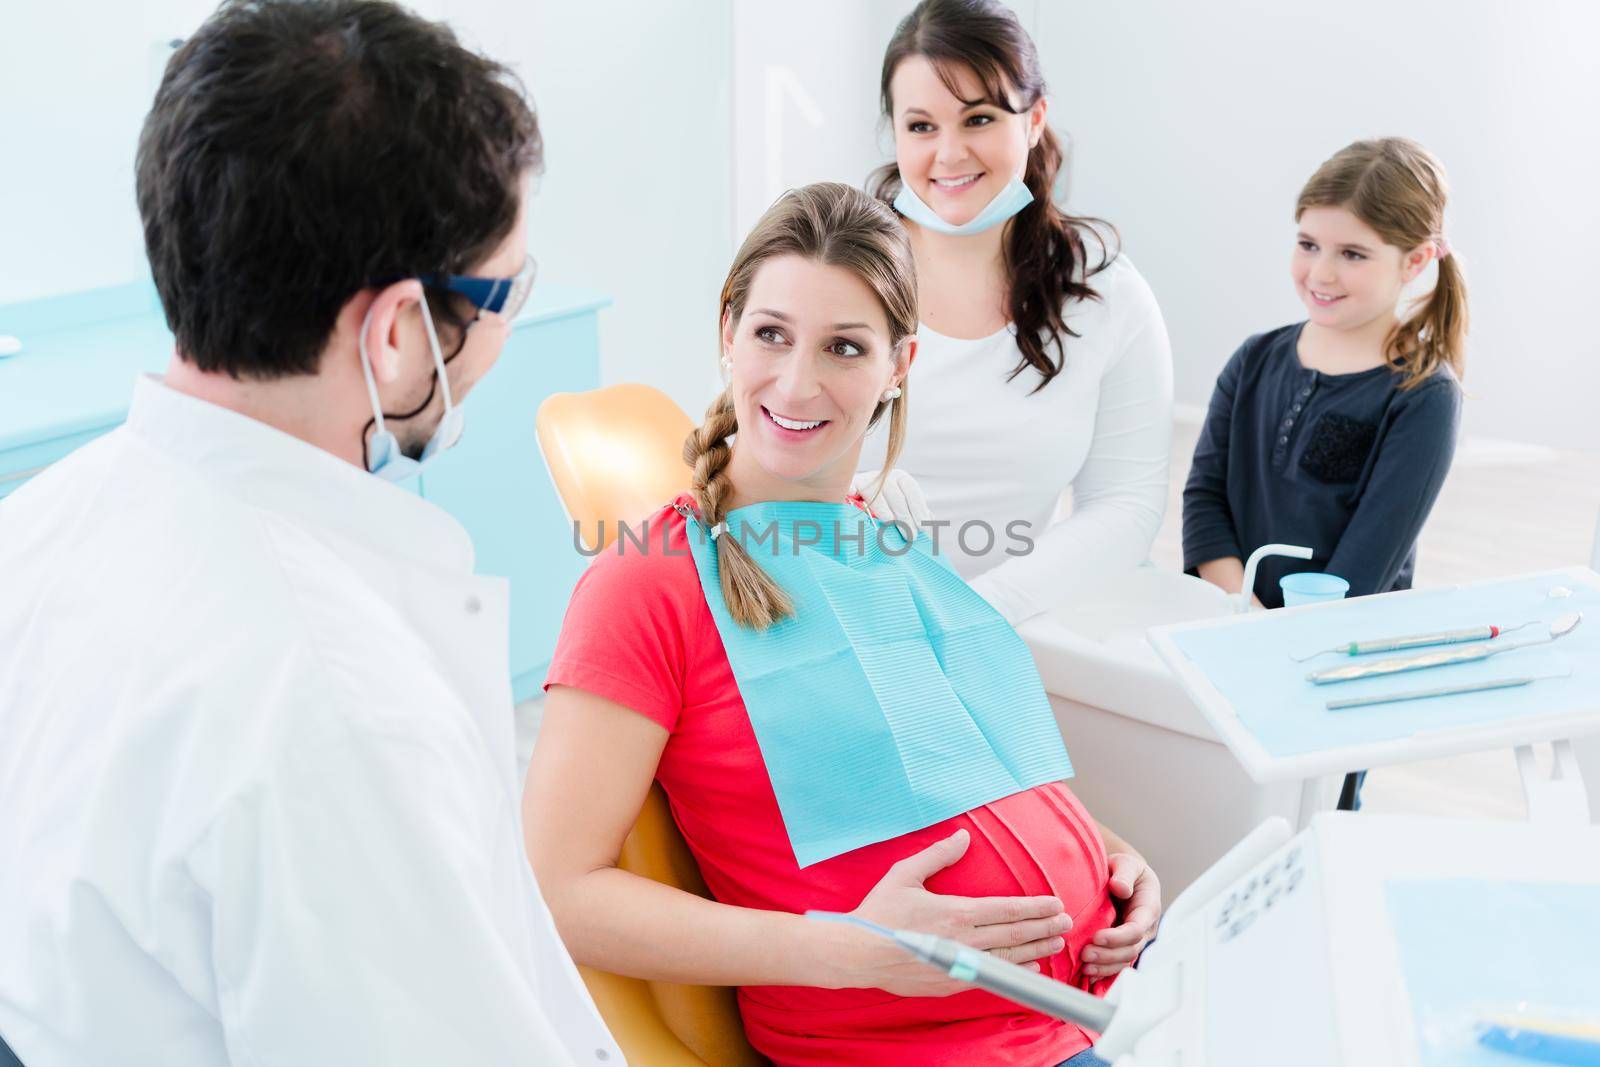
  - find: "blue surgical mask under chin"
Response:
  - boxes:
[892,174,1034,237]
[358,297,465,483]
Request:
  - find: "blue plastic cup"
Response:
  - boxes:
[1280,571,1349,607]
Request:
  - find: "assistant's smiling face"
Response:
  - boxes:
[889,55,1044,228]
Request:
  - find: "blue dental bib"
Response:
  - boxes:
[680,499,1073,868]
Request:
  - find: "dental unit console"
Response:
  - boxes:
[819,813,1600,1065]
[1109,813,1600,1065]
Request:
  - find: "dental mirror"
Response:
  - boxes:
[1547,612,1582,640]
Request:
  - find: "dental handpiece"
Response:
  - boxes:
[897,929,1118,1031]
[806,912,1117,1032]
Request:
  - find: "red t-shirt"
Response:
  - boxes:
[545,498,1116,1067]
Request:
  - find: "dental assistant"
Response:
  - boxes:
[855,0,1174,626]
[0,3,618,1064]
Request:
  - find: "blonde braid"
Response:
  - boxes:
[682,389,793,630]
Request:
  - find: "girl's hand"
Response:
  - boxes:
[838,829,1072,997]
[1083,852,1161,979]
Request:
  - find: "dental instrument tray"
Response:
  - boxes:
[1147,568,1600,779]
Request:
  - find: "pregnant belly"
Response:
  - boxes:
[737,781,1117,1026]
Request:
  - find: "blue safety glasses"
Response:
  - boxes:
[419,253,537,322]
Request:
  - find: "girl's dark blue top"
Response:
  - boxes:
[1182,322,1462,608]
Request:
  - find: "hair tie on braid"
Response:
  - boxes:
[671,500,726,540]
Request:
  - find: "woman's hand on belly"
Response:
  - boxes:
[1082,833,1162,979]
[836,828,1073,997]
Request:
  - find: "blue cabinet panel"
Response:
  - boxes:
[0,286,172,455]
[419,312,600,699]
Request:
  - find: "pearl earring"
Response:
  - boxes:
[881,385,902,402]
[720,355,733,381]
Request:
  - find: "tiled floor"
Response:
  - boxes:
[521,419,1600,821]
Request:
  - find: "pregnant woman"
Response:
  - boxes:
[527,182,1158,1067]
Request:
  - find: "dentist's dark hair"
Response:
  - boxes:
[136,0,542,380]
[868,0,1115,393]
[686,182,917,631]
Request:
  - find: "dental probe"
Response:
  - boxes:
[1308,612,1582,685]
[806,912,1116,1032]
[1291,620,1538,663]
[1325,670,1573,710]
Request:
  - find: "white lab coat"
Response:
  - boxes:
[0,375,621,1066]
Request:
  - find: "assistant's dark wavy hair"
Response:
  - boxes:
[868,0,1116,392]
[136,0,542,380]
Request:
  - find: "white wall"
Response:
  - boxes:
[446,0,734,419]
[1036,1,1600,451]
[0,0,732,424]
[723,1,1600,451]
[0,1,219,303]
[6,2,1596,450]
[730,1,914,237]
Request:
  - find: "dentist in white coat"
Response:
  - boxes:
[0,2,619,1064]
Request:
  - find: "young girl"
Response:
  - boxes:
[1184,137,1466,610]
[529,183,1156,1067]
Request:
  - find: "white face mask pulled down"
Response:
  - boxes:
[892,174,1034,237]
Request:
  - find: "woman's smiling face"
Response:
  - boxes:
[722,254,913,494]
[889,55,1045,228]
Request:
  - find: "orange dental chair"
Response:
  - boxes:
[535,383,767,1067]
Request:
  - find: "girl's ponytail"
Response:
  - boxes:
[1387,246,1468,388]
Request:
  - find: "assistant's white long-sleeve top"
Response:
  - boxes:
[0,376,620,1067]
[858,254,1174,624]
